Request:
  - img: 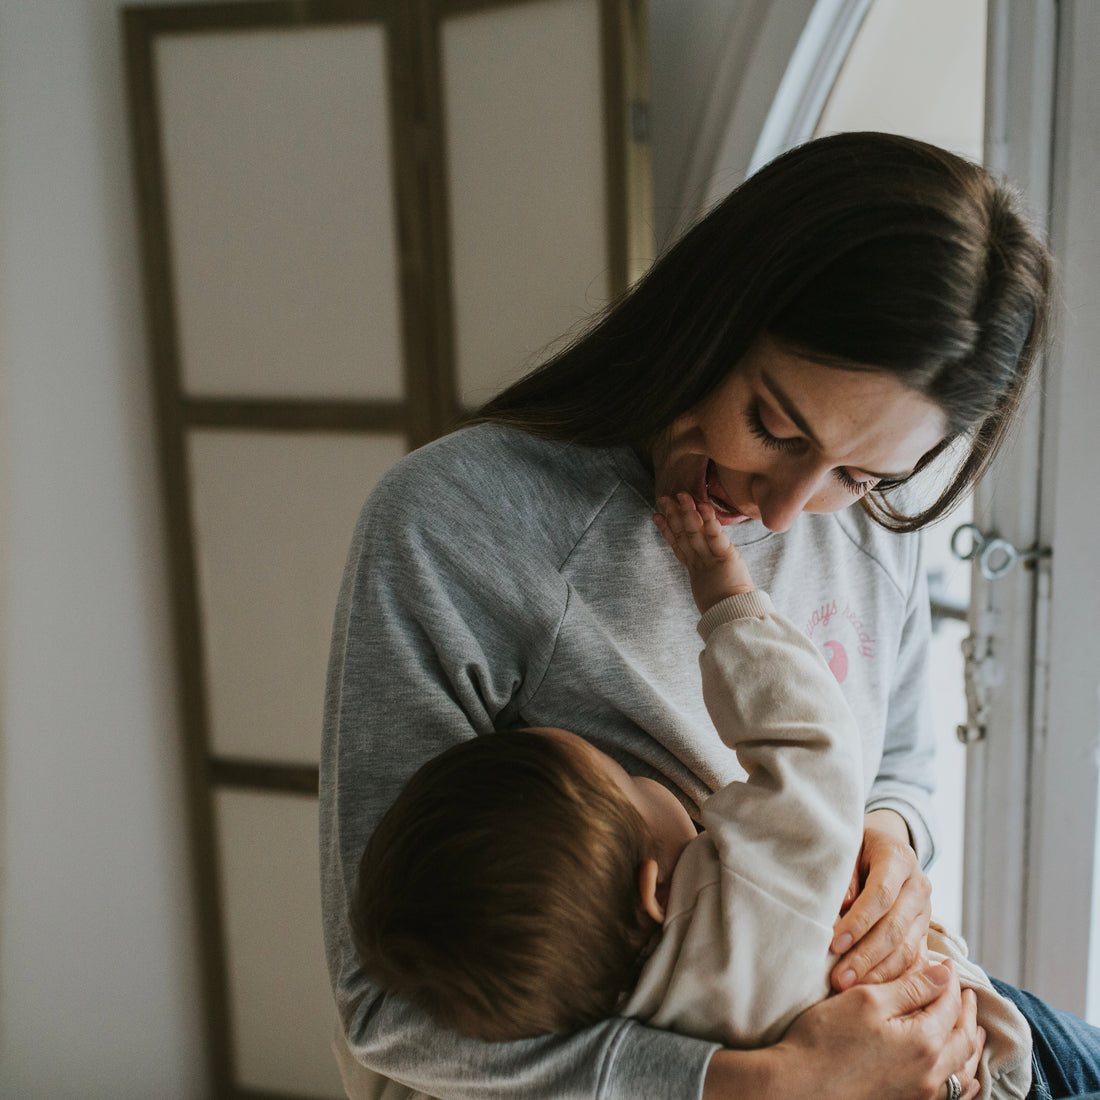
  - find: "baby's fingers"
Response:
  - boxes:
[652,509,690,564]
[653,495,701,565]
[673,495,740,569]
[672,493,720,562]
[656,493,700,540]
[696,502,736,560]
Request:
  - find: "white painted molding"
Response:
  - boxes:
[962,0,1057,987]
[1025,0,1100,1018]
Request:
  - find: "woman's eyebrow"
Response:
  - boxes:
[760,372,824,446]
[760,372,916,481]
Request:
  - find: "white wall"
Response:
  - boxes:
[815,0,986,156]
[0,2,206,1096]
[647,0,815,247]
[648,0,754,241]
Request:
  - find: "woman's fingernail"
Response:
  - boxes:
[833,933,853,953]
[837,969,857,989]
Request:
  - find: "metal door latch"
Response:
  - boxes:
[950,522,1051,581]
[949,524,1051,744]
[957,610,1004,744]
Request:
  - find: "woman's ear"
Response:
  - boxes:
[637,858,666,924]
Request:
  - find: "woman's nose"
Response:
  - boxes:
[755,468,823,533]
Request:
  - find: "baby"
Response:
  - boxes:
[352,493,1031,1099]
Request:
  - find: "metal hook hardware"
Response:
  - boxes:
[949,522,1051,581]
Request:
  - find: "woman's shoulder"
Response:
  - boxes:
[386,422,589,478]
[374,423,634,504]
[364,424,650,561]
[828,492,925,595]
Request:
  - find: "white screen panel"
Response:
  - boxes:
[215,790,343,1098]
[156,26,404,400]
[443,0,609,406]
[189,430,406,761]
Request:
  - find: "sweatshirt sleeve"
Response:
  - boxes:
[623,592,865,1048]
[319,460,719,1099]
[865,534,938,868]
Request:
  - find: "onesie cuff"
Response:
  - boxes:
[865,794,936,870]
[697,590,774,641]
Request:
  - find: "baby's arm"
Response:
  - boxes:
[653,493,753,613]
[632,493,865,1048]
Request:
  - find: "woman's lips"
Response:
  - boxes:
[704,460,749,525]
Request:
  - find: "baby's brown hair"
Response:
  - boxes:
[351,729,657,1040]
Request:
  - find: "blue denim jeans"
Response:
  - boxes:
[991,979,1100,1099]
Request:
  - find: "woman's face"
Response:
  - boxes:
[651,336,949,533]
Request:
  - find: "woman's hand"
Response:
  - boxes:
[781,961,984,1100]
[830,809,932,991]
[703,961,985,1100]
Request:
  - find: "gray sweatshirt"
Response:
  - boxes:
[320,423,937,1099]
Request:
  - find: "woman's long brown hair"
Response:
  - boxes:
[471,132,1052,532]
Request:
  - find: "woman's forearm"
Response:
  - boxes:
[703,1047,784,1099]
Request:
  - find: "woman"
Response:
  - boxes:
[321,133,1091,1099]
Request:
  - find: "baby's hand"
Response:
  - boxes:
[654,493,754,615]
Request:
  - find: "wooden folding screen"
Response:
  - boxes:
[123,2,650,1095]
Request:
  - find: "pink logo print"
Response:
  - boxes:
[823,640,848,683]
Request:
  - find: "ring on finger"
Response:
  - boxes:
[945,1073,962,1100]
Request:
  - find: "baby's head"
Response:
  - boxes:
[351,727,696,1040]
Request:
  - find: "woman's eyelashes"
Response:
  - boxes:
[832,468,875,496]
[744,402,877,497]
[744,401,801,454]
